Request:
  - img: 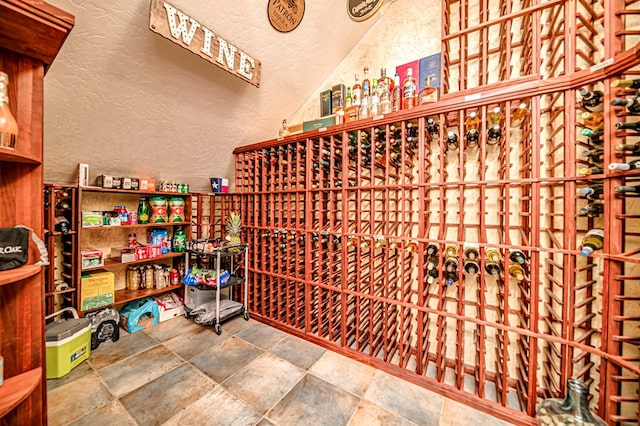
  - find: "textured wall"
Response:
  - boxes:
[43,0,376,191]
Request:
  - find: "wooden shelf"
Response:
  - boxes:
[0,148,41,164]
[81,222,190,231]
[80,187,190,196]
[0,265,41,287]
[0,367,42,419]
[81,252,184,272]
[114,283,182,306]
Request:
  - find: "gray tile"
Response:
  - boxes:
[363,370,443,425]
[144,314,202,342]
[163,323,230,360]
[47,373,114,426]
[269,335,326,370]
[89,330,158,370]
[267,374,360,426]
[348,400,418,426]
[439,397,514,426]
[191,335,263,383]
[163,386,262,426]
[236,322,287,350]
[99,345,184,397]
[120,363,215,425]
[224,315,258,335]
[69,400,136,426]
[46,360,93,392]
[223,352,305,414]
[309,350,376,397]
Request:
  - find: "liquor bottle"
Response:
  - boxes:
[577,166,603,176]
[380,68,394,93]
[611,78,640,89]
[378,76,392,114]
[579,228,604,257]
[446,131,459,151]
[278,119,290,139]
[345,87,358,123]
[465,112,481,148]
[444,257,459,286]
[402,68,418,110]
[611,96,640,114]
[0,72,18,149]
[581,111,604,130]
[614,185,640,193]
[508,263,525,281]
[608,159,640,171]
[579,201,604,217]
[508,249,527,264]
[485,248,502,276]
[510,103,529,128]
[579,89,604,112]
[334,97,345,125]
[615,121,640,131]
[392,72,402,112]
[360,68,371,119]
[426,117,439,138]
[487,124,502,145]
[352,74,362,107]
[369,78,380,117]
[418,75,438,105]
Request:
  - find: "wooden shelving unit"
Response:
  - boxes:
[0,1,74,424]
[230,1,640,424]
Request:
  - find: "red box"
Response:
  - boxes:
[395,60,420,93]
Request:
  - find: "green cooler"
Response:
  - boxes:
[45,307,91,379]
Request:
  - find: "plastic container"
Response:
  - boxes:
[45,308,91,379]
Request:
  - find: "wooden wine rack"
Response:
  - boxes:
[227,1,640,424]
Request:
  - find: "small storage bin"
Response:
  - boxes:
[45,307,92,379]
[184,284,217,309]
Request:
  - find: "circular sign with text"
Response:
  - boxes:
[268,0,305,33]
[347,0,384,22]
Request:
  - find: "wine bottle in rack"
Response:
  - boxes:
[487,124,502,145]
[446,131,459,151]
[510,103,529,128]
[426,266,439,285]
[406,240,419,253]
[508,263,526,281]
[426,117,439,138]
[484,248,502,276]
[465,112,480,148]
[581,148,603,166]
[578,185,603,200]
[581,111,604,130]
[488,107,503,126]
[579,228,604,257]
[614,185,640,194]
[611,78,640,89]
[581,128,604,145]
[611,96,640,114]
[578,201,604,218]
[425,244,439,271]
[608,159,640,171]
[578,166,604,176]
[444,256,459,286]
[463,245,480,274]
[509,249,527,265]
[615,121,640,131]
[578,89,604,112]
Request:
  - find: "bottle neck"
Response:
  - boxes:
[562,379,591,421]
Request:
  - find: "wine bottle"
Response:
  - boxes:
[510,103,529,128]
[579,228,604,257]
[444,257,459,286]
[577,186,603,200]
[444,244,458,258]
[465,112,481,148]
[581,128,604,146]
[581,148,603,165]
[611,78,640,89]
[446,131,459,151]
[485,248,502,276]
[578,202,604,217]
[464,259,480,275]
[426,117,439,138]
[487,124,502,145]
[615,185,640,193]
[508,263,525,281]
[406,241,419,253]
[615,121,640,132]
[577,166,603,176]
[509,249,527,264]
[611,97,640,114]
[464,246,479,260]
[614,142,640,154]
[425,244,439,271]
[578,89,604,112]
[488,107,503,126]
[426,266,439,285]
[608,159,640,171]
[581,111,604,130]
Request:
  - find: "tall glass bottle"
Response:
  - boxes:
[579,229,604,257]
[465,112,481,148]
[0,72,19,149]
[379,76,392,114]
[138,198,150,224]
[510,103,529,128]
[278,119,290,138]
[402,68,418,110]
[351,74,362,108]
[360,67,371,119]
[392,72,402,112]
[369,78,380,117]
[418,75,438,105]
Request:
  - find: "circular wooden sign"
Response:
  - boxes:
[347,0,384,22]
[268,0,305,33]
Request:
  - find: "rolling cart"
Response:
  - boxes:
[183,241,249,334]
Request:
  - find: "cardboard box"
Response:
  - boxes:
[122,177,132,190]
[78,163,90,188]
[111,247,136,263]
[395,60,420,94]
[155,292,184,322]
[96,174,114,189]
[303,116,336,132]
[288,123,303,135]
[419,52,441,103]
[82,211,103,228]
[210,177,229,193]
[80,271,115,311]
[320,89,332,117]
[331,84,345,113]
[81,249,103,270]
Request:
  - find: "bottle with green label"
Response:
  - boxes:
[172,227,186,253]
[138,197,150,224]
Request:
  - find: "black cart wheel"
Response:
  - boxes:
[184,312,190,319]
[243,311,250,321]
[215,323,222,335]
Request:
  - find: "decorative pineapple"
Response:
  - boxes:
[225,212,242,251]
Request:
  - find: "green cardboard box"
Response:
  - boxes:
[303,116,336,132]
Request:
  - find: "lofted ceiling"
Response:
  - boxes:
[43,0,381,190]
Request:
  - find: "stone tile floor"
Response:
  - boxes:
[47,315,515,426]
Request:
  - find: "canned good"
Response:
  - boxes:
[170,268,179,286]
[128,211,138,224]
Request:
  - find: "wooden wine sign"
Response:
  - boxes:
[149,0,262,87]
